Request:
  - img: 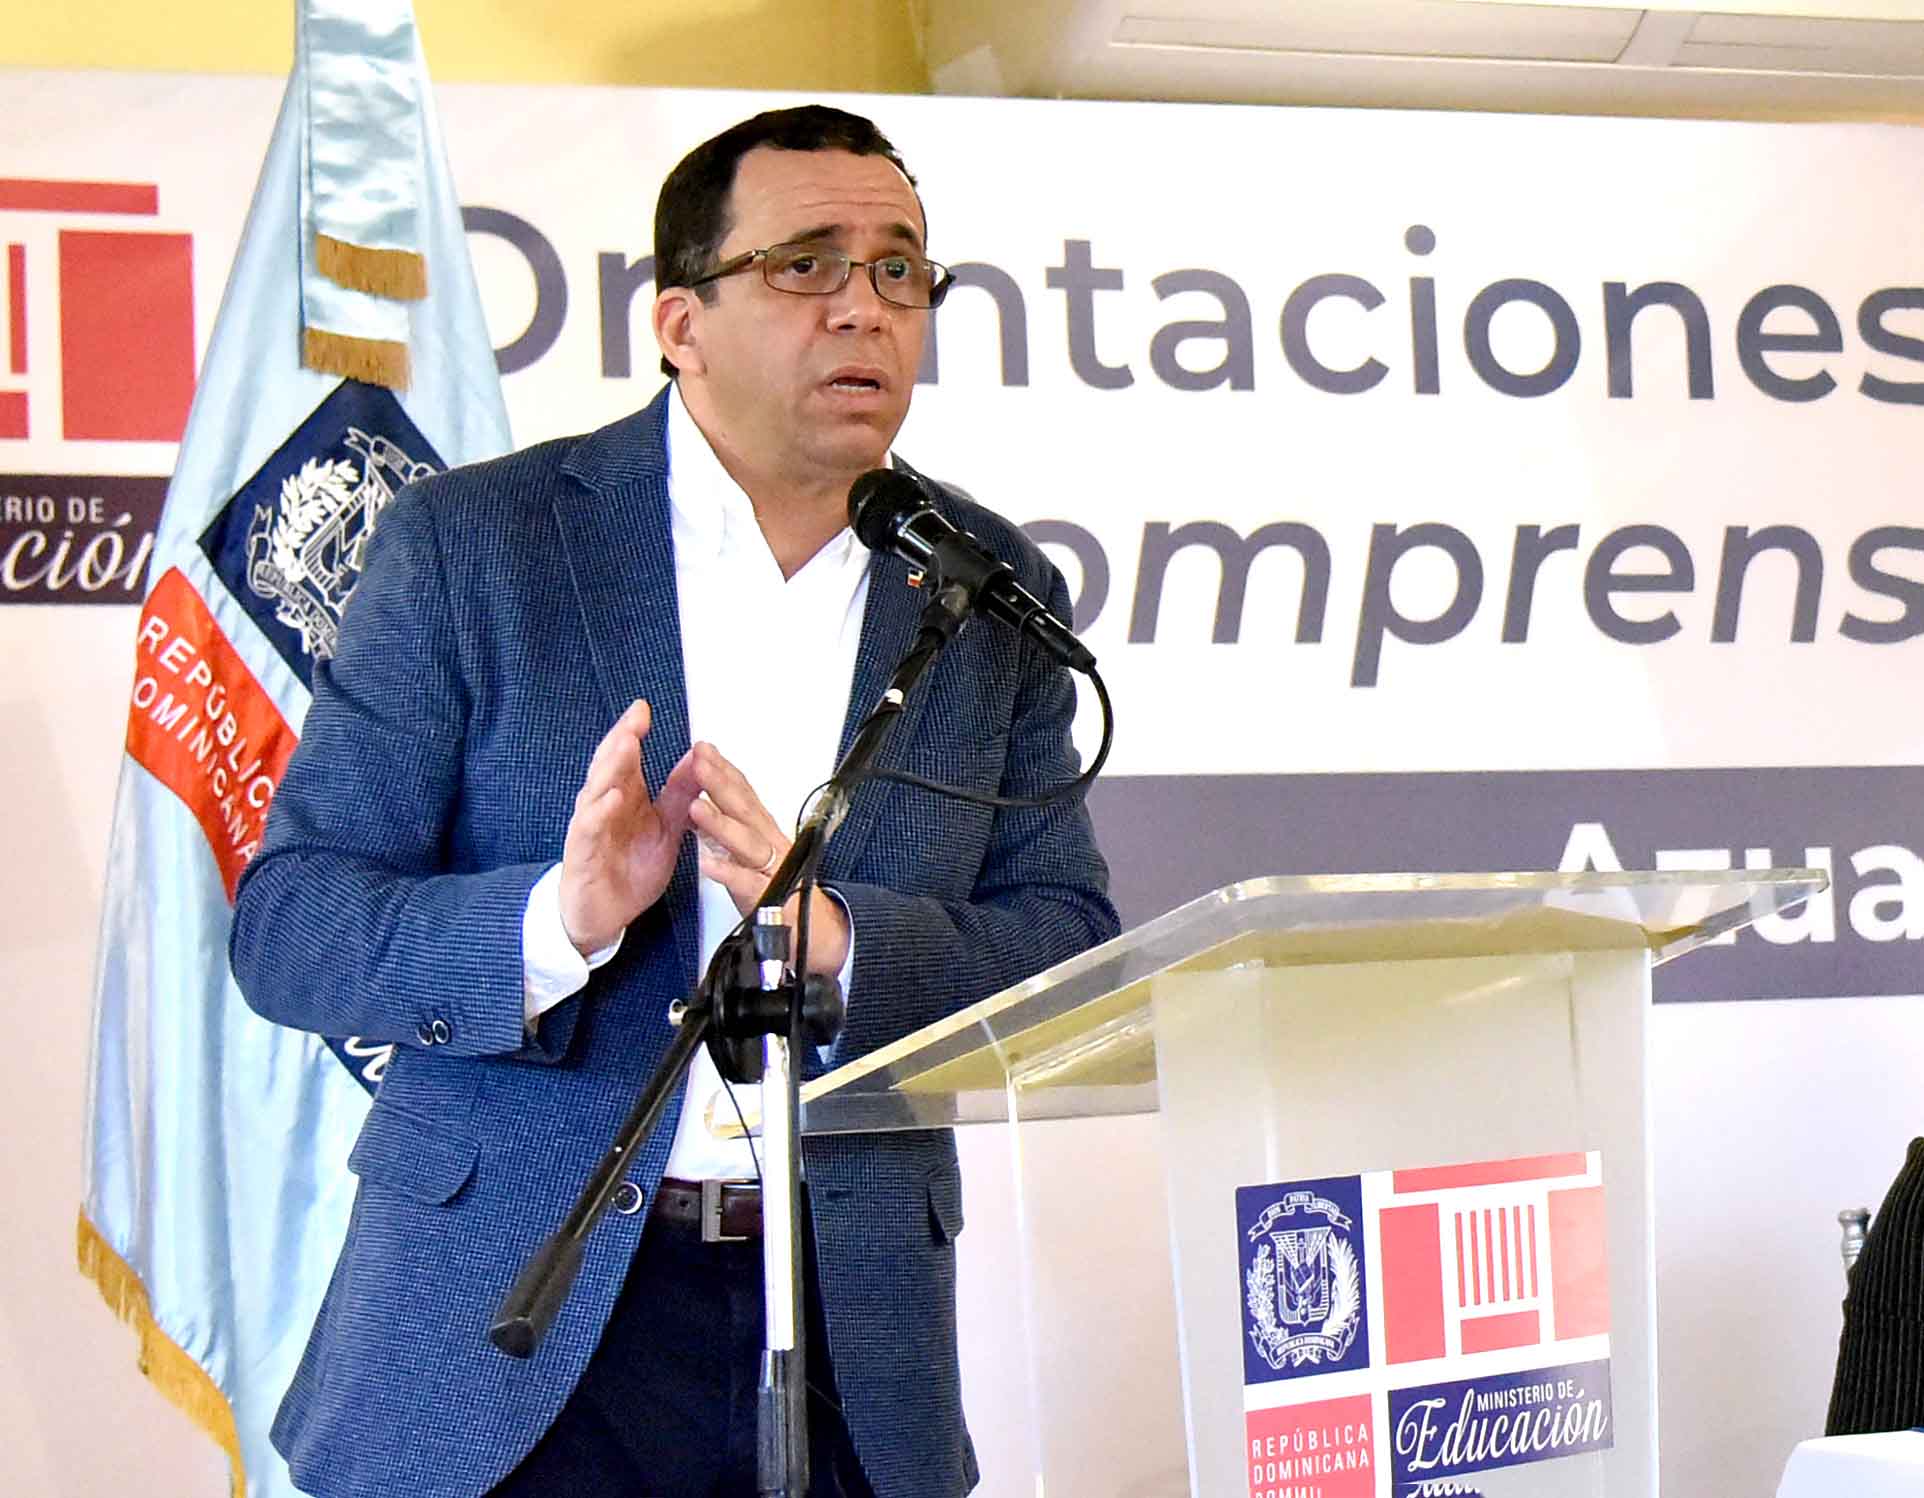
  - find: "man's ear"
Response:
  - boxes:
[653,287,706,377]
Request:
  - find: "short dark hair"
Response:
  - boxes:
[653,105,921,377]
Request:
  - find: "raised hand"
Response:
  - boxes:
[558,699,701,955]
[685,742,850,975]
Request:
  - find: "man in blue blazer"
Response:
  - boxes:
[230,106,1116,1497]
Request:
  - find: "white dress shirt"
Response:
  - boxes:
[521,383,872,1180]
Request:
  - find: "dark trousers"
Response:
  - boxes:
[1827,1136,1924,1435]
[489,1198,876,1498]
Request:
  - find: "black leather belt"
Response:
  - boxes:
[650,1177,763,1242]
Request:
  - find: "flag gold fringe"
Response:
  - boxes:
[315,233,427,300]
[303,326,410,391]
[76,1212,246,1494]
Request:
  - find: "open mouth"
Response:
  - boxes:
[828,373,884,393]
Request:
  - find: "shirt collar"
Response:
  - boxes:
[665,381,870,574]
[665,379,746,561]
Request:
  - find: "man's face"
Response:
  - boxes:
[684,146,930,491]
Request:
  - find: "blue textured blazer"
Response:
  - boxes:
[229,386,1118,1498]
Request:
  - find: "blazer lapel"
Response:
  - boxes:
[819,543,940,882]
[551,390,701,988]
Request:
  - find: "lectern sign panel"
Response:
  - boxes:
[1239,1153,1614,1498]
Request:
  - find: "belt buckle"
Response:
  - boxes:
[701,1178,748,1244]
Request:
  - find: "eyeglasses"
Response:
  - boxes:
[688,241,954,310]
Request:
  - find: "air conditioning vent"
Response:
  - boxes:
[1114,2,1641,66]
[927,0,1924,118]
[1677,14,1924,75]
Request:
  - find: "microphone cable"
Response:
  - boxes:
[796,653,1114,819]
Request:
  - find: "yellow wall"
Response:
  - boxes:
[0,0,931,92]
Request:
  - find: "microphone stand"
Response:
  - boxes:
[489,577,979,1498]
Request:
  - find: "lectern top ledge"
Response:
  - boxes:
[704,868,1826,1140]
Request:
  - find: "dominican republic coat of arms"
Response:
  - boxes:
[243,424,435,662]
[1246,1189,1364,1373]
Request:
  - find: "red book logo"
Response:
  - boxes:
[1377,1152,1611,1366]
[0,177,194,442]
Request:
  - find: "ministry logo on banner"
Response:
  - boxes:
[1239,1153,1614,1498]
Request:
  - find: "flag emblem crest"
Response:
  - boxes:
[198,380,442,685]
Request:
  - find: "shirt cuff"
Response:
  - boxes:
[823,886,855,1058]
[523,862,621,1032]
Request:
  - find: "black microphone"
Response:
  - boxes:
[848,469,1096,673]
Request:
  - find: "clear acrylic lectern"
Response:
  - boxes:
[776,870,1826,1498]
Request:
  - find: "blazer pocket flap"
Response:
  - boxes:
[347,1100,478,1205]
[927,1168,965,1243]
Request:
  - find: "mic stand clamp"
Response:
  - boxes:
[704,914,846,1086]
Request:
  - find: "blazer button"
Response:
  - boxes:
[612,1181,644,1216]
[429,1017,452,1045]
[415,1020,435,1045]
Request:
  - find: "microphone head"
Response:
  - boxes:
[847,467,934,552]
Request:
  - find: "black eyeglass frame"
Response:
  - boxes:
[687,242,954,310]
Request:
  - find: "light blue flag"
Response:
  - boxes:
[80,5,509,1494]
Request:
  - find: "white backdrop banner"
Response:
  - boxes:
[6,68,1919,1498]
[17,73,1918,996]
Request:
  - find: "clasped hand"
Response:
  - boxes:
[557,699,849,974]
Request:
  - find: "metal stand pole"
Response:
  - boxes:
[752,905,807,1495]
